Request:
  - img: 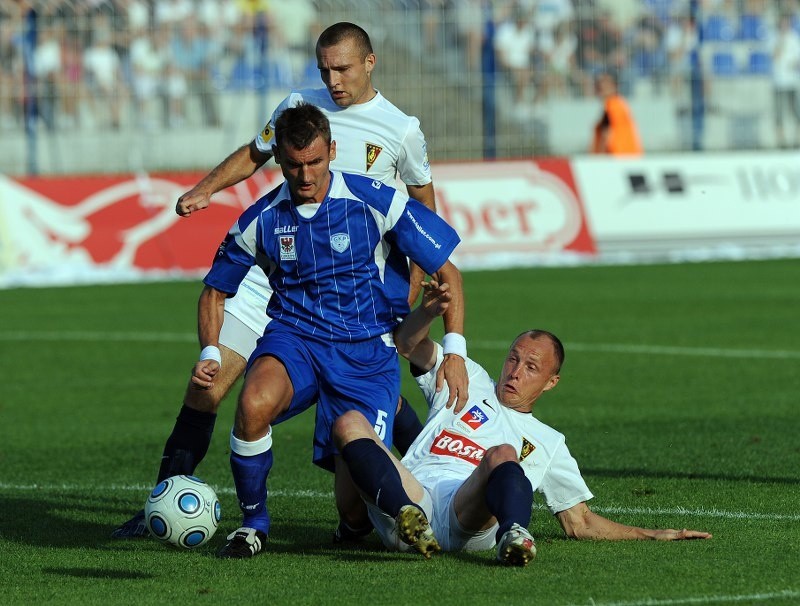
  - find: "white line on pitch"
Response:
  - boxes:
[566,589,800,606]
[1,483,798,522]
[1,331,799,360]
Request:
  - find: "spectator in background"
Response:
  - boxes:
[494,5,536,112]
[268,0,319,84]
[768,14,800,148]
[576,10,627,96]
[129,24,164,130]
[422,0,447,53]
[83,28,125,129]
[60,28,84,128]
[454,0,485,73]
[665,10,698,98]
[0,12,23,129]
[171,16,220,128]
[530,0,574,51]
[628,13,667,92]
[32,18,62,130]
[540,19,579,98]
[591,71,642,155]
[155,0,193,28]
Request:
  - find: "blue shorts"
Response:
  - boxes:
[248,321,400,471]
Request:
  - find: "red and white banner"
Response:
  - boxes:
[0,171,282,287]
[0,160,596,287]
[431,159,596,268]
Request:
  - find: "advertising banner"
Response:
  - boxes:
[0,171,281,287]
[571,153,800,247]
[0,160,596,287]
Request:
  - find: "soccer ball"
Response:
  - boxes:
[145,475,221,549]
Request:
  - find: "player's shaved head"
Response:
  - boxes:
[317,22,374,59]
[513,330,565,374]
[274,102,332,151]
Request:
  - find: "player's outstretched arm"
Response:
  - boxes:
[191,285,229,389]
[556,502,712,541]
[433,261,469,412]
[176,142,271,217]
[395,280,451,372]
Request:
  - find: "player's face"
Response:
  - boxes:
[316,39,376,108]
[496,336,560,412]
[275,136,337,205]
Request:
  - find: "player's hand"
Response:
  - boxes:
[436,353,469,412]
[191,359,220,389]
[652,528,713,541]
[420,280,451,318]
[176,189,212,217]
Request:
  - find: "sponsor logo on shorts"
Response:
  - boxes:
[430,430,485,465]
[330,233,350,253]
[520,437,536,461]
[365,143,383,172]
[280,235,296,260]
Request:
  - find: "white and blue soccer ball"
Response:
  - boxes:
[145,475,221,549]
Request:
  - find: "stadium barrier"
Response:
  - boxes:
[2,152,799,288]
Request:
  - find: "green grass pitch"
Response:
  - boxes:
[1,259,798,605]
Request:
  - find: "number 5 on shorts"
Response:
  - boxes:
[373,410,388,440]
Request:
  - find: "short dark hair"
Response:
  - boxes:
[274,102,332,151]
[514,330,565,374]
[316,22,373,58]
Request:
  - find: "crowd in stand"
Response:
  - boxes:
[0,0,319,130]
[3,0,800,147]
[484,0,800,108]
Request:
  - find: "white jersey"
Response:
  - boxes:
[402,345,594,515]
[225,88,433,339]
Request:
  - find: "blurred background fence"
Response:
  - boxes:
[1,0,794,175]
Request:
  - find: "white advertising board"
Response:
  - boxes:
[571,153,800,251]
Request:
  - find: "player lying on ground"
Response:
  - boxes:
[334,281,712,565]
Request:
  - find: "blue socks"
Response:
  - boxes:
[341,438,413,517]
[157,405,217,482]
[485,461,533,541]
[230,449,274,534]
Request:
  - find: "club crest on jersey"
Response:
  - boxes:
[454,405,488,433]
[365,143,383,172]
[330,233,350,253]
[279,235,296,260]
[520,437,536,461]
[260,124,272,142]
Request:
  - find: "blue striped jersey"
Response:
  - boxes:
[204,171,460,342]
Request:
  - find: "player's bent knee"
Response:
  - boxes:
[483,444,519,468]
[332,411,372,447]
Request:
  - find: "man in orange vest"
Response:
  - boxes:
[591,72,643,155]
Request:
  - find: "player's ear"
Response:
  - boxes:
[329,140,336,161]
[543,374,560,392]
[272,144,280,163]
[365,53,376,75]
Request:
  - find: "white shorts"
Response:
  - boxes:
[367,477,497,552]
[218,310,261,360]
